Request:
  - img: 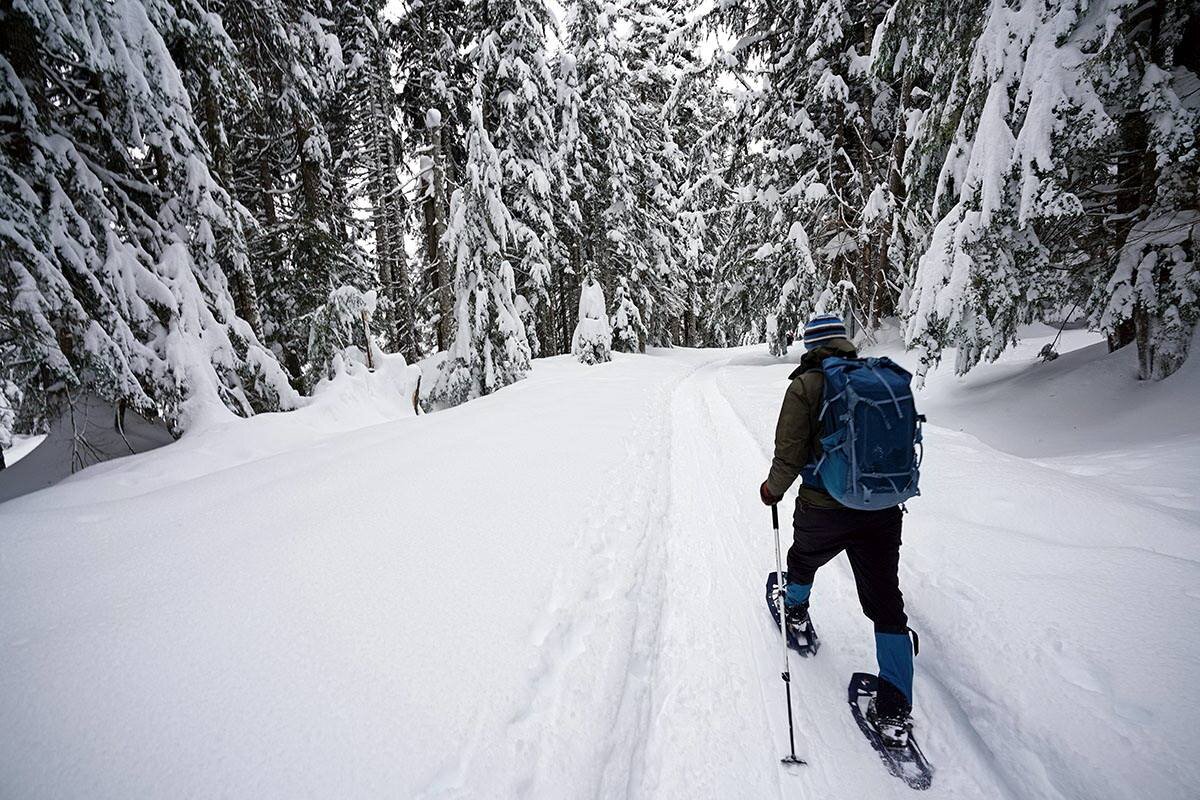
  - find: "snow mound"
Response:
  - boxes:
[869,322,1200,457]
[0,353,420,511]
[572,277,612,364]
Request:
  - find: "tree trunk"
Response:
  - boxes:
[367,39,421,362]
[294,115,324,223]
[367,57,396,349]
[202,78,263,336]
[876,70,913,327]
[425,114,452,352]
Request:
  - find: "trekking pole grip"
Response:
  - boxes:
[771,502,779,530]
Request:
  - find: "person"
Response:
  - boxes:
[759,313,915,747]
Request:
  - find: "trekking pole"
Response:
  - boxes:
[772,502,805,766]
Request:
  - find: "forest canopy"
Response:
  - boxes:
[1,0,1197,446]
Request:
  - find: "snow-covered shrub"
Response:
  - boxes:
[572,277,612,365]
[307,287,382,389]
[610,280,646,353]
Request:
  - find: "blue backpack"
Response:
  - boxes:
[801,356,924,510]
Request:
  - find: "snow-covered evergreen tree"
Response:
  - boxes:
[664,36,729,348]
[515,294,541,358]
[618,0,691,346]
[561,1,632,310]
[307,287,381,386]
[481,0,566,360]
[0,0,298,446]
[572,276,612,364]
[893,0,1198,381]
[331,0,422,361]
[556,0,697,349]
[1095,1,1199,380]
[710,0,902,348]
[212,0,371,383]
[430,27,534,405]
[610,279,647,353]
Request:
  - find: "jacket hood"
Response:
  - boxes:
[789,337,857,378]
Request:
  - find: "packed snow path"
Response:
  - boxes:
[2,338,1198,799]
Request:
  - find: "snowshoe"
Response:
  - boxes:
[848,673,932,790]
[765,571,820,656]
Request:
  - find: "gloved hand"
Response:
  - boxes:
[759,480,780,506]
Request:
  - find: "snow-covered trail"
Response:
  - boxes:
[2,341,1197,799]
[631,357,1014,800]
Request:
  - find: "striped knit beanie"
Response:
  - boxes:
[803,314,847,350]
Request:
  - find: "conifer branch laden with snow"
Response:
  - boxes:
[882,0,1199,381]
[0,0,299,442]
[429,27,534,406]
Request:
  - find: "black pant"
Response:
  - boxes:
[787,501,908,634]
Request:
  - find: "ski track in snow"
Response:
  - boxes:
[3,342,1198,799]
[436,354,1020,799]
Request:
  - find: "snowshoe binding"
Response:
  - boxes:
[765,572,820,656]
[867,697,912,749]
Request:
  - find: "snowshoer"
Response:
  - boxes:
[759,314,916,748]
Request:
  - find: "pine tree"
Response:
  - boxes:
[306,286,381,384]
[663,40,728,348]
[558,0,692,348]
[1095,1,1199,380]
[216,0,369,387]
[562,1,639,307]
[483,0,566,362]
[893,0,1199,381]
[550,47,585,353]
[710,0,902,352]
[618,0,690,346]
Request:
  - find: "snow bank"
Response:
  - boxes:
[0,353,420,511]
[871,321,1200,457]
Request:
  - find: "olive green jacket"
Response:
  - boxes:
[766,338,858,508]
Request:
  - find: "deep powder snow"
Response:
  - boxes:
[1,329,1197,799]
